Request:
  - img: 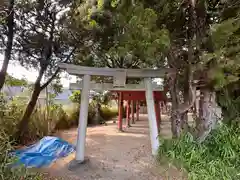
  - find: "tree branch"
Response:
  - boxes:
[40,47,76,90]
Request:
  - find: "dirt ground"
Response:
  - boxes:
[44,114,186,180]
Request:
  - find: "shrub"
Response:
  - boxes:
[101,106,118,120]
[0,130,42,180]
[0,96,66,142]
[59,104,118,126]
[64,104,80,127]
[0,94,119,144]
[158,123,240,180]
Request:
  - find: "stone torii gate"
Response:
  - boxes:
[58,63,173,166]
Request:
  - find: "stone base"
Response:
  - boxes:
[126,124,131,128]
[118,129,124,132]
[68,158,89,171]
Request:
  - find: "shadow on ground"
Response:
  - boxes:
[45,114,186,180]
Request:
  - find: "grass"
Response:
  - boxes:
[158,123,240,180]
[0,95,119,140]
[0,130,43,180]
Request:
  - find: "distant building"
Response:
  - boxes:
[1,85,98,106]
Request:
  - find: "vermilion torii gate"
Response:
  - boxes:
[58,63,174,166]
[71,81,167,132]
[113,90,166,131]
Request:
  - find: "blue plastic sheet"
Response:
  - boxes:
[12,136,75,168]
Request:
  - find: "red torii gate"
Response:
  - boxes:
[112,90,166,132]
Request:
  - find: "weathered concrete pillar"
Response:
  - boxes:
[144,78,160,156]
[75,75,90,162]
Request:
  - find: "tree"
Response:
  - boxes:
[5,74,28,87]
[154,0,240,139]
[199,0,240,128]
[69,90,81,104]
[14,0,77,142]
[72,0,170,69]
[0,0,15,90]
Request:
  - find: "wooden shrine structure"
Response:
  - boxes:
[71,81,167,132]
[58,63,174,166]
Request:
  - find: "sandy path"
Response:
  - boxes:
[44,114,185,180]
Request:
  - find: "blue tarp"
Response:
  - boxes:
[11,136,75,168]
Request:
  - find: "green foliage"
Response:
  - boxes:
[107,4,170,66]
[216,83,240,123]
[55,104,78,130]
[92,91,112,106]
[0,90,118,141]
[69,90,81,104]
[101,106,118,120]
[158,124,240,180]
[5,74,28,87]
[72,1,169,68]
[63,101,118,126]
[201,17,240,90]
[0,97,59,141]
[0,130,43,180]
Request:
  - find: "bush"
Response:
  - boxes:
[0,94,119,143]
[0,130,42,180]
[158,124,240,180]
[101,106,118,120]
[58,104,118,126]
[0,96,67,142]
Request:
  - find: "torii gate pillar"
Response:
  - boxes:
[70,74,90,167]
[126,100,131,127]
[144,78,160,156]
[131,100,135,124]
[118,92,123,131]
[136,101,140,121]
[154,100,161,132]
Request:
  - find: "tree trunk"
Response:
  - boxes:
[169,75,182,138]
[93,102,104,125]
[171,111,182,138]
[15,83,41,143]
[181,111,188,131]
[181,74,190,131]
[197,88,219,142]
[0,0,14,90]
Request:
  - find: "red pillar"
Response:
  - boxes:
[131,100,135,124]
[159,101,162,124]
[136,100,139,121]
[154,100,160,132]
[126,100,131,127]
[118,92,123,131]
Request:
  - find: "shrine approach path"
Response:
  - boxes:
[44,114,186,180]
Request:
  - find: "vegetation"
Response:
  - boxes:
[159,124,240,180]
[0,0,239,179]
[0,93,117,141]
[69,90,117,125]
[0,130,42,180]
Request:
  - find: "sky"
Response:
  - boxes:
[0,54,75,87]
